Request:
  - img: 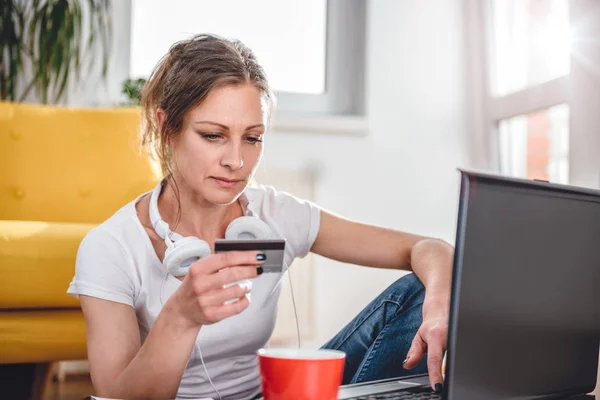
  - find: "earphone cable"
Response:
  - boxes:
[283,262,301,349]
[159,257,299,395]
[196,342,223,400]
[160,273,168,306]
[160,272,222,400]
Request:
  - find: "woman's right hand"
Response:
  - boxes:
[169,251,265,328]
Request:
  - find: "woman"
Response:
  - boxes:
[68,33,453,400]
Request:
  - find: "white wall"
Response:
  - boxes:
[66,1,132,107]
[59,0,471,346]
[262,0,471,346]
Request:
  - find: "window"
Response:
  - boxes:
[466,0,600,187]
[498,104,569,183]
[468,0,600,187]
[490,0,571,96]
[129,0,366,116]
[131,0,327,95]
[487,0,571,184]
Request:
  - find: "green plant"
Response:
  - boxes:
[122,77,146,105]
[0,0,112,104]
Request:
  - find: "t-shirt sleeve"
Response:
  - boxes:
[67,226,137,307]
[260,185,321,260]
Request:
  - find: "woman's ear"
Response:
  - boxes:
[156,108,166,127]
[157,108,177,149]
[156,108,175,149]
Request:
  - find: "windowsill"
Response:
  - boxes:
[271,113,369,136]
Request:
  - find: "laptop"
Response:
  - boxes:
[338,170,600,399]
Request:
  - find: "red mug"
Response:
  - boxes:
[257,348,346,400]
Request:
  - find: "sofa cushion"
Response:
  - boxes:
[0,101,160,224]
[0,309,86,363]
[0,220,95,309]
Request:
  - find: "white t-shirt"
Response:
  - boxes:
[67,184,321,400]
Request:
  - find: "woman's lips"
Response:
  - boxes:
[212,177,241,188]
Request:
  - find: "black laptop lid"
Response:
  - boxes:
[446,171,600,399]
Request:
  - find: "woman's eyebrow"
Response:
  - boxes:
[194,120,265,131]
[194,120,229,130]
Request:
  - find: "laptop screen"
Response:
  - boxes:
[446,171,600,399]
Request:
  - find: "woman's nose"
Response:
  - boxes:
[220,143,244,170]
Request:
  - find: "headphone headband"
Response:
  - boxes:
[149,179,272,277]
[149,179,271,246]
[149,179,183,243]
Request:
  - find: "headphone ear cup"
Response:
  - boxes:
[225,216,272,240]
[164,237,210,276]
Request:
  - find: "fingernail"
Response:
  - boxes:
[240,281,252,293]
[435,383,443,393]
[402,356,410,366]
[256,253,266,261]
[257,266,264,275]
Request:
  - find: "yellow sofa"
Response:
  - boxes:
[0,101,160,398]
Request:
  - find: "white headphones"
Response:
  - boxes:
[149,179,272,276]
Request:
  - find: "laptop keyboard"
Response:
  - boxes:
[345,386,442,400]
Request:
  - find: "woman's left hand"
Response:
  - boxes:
[309,212,454,391]
[402,294,450,392]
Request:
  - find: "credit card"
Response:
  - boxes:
[214,239,286,273]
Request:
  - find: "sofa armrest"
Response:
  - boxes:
[0,220,96,309]
[0,309,87,363]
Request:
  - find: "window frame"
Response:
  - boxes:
[465,0,600,187]
[275,0,366,116]
[128,0,367,120]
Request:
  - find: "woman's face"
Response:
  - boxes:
[169,83,267,206]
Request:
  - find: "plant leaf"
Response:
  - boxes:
[7,0,113,103]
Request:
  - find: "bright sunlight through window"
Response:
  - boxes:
[130,0,327,95]
[491,0,571,96]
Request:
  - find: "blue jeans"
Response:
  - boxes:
[320,273,428,384]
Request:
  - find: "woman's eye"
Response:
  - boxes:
[246,136,263,144]
[201,133,221,141]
